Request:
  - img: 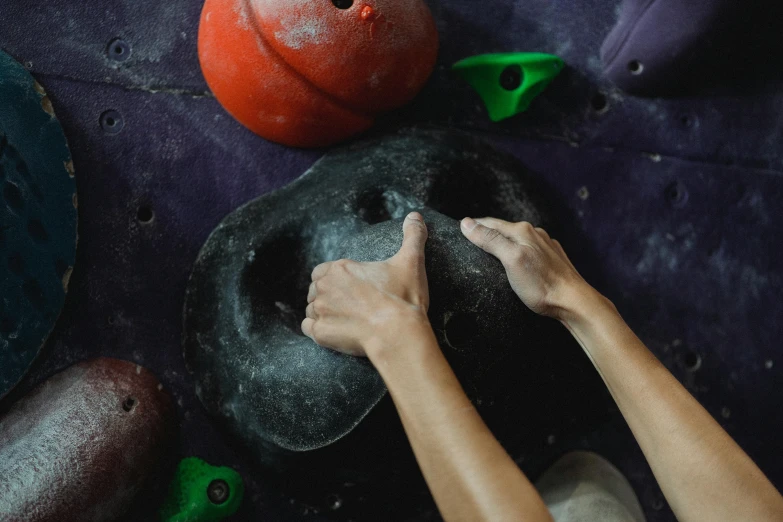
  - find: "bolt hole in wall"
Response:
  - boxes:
[331,0,353,8]
[683,351,702,372]
[591,92,609,113]
[100,110,124,134]
[628,59,644,75]
[137,205,155,225]
[107,38,131,62]
[679,113,695,128]
[664,180,688,208]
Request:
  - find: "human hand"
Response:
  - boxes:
[460,217,588,320]
[301,212,432,357]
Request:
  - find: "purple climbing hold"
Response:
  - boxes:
[600,0,734,95]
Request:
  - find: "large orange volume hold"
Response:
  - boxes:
[198,0,439,148]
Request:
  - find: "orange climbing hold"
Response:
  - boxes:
[198,0,439,148]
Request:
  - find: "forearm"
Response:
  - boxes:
[561,285,783,522]
[367,316,552,522]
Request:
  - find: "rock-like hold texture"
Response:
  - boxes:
[0,50,78,401]
[183,129,600,484]
[197,0,439,147]
[0,358,176,522]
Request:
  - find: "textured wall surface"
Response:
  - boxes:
[0,0,781,520]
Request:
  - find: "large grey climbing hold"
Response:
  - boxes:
[183,129,598,478]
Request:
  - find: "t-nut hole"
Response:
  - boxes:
[500,65,523,91]
[683,351,702,372]
[591,92,609,113]
[122,396,137,412]
[628,60,644,75]
[208,479,230,504]
[100,110,124,134]
[137,205,155,225]
[664,180,689,208]
[107,38,131,62]
[332,0,354,9]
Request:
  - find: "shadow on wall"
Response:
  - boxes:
[684,3,783,96]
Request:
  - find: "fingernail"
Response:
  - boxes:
[461,217,477,231]
[406,212,423,222]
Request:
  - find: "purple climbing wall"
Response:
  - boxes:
[1,0,782,520]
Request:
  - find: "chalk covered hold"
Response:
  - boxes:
[197,0,439,147]
[0,358,176,522]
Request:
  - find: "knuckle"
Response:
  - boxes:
[311,263,325,278]
[517,221,535,234]
[334,259,353,271]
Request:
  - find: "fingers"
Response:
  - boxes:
[460,217,516,260]
[535,227,550,241]
[301,317,342,352]
[301,317,315,341]
[307,282,317,303]
[474,217,518,238]
[305,302,316,319]
[311,262,331,281]
[399,212,428,258]
[475,218,552,244]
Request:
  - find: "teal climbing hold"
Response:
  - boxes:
[453,53,565,122]
[159,458,244,522]
[0,50,77,400]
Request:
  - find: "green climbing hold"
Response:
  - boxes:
[452,53,565,122]
[160,457,244,522]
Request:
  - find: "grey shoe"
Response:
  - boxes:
[535,451,647,522]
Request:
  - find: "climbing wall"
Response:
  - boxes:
[1,0,781,520]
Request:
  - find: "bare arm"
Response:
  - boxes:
[302,213,553,522]
[461,216,783,522]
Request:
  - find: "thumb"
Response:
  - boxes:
[398,212,428,259]
[461,217,515,261]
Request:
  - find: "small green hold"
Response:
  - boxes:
[160,458,244,522]
[452,53,565,122]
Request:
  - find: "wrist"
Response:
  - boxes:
[364,307,435,362]
[556,282,617,329]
